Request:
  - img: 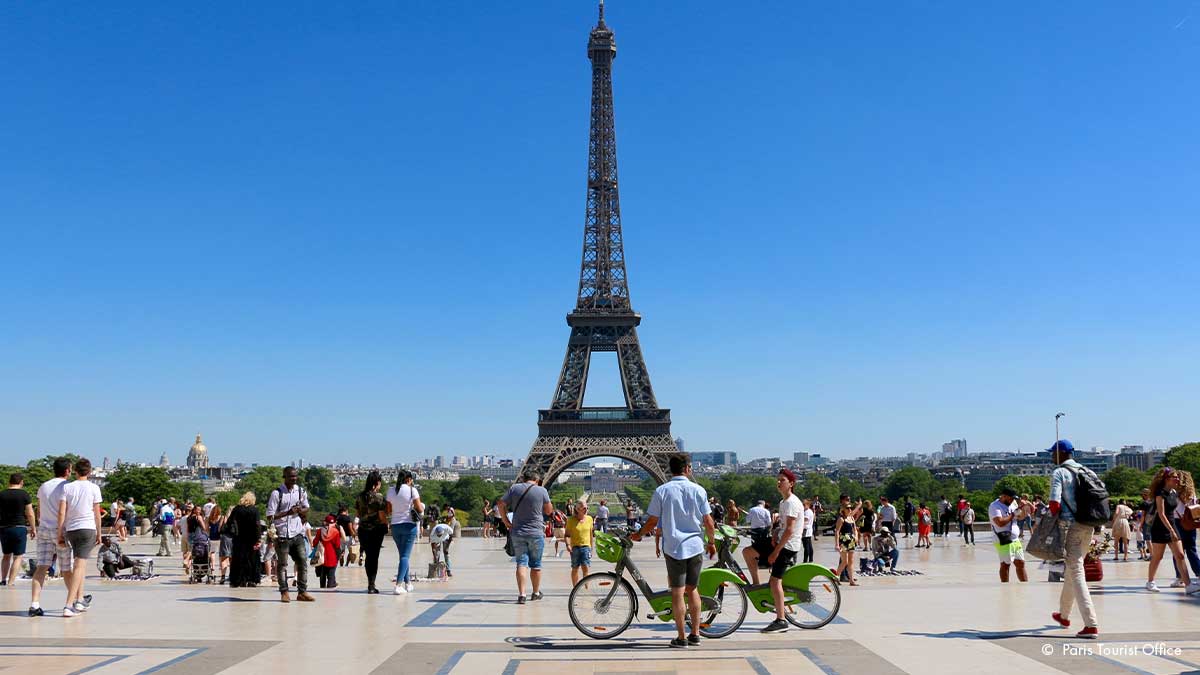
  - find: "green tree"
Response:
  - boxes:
[169,481,205,505]
[799,473,838,506]
[1165,442,1200,478]
[1102,465,1151,497]
[215,491,242,514]
[883,467,935,502]
[991,475,1049,500]
[234,466,286,509]
[102,465,173,507]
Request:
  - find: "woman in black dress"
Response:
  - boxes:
[1146,468,1191,592]
[228,492,263,588]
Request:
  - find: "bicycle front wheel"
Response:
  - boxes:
[785,577,841,629]
[692,581,748,638]
[568,572,636,639]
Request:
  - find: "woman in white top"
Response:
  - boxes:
[386,469,423,595]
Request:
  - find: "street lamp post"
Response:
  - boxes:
[1055,412,1066,448]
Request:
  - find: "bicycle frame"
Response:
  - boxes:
[711,527,835,614]
[599,533,737,621]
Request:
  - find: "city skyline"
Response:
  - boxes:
[3,2,1198,466]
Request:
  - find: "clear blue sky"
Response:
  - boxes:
[2,2,1197,467]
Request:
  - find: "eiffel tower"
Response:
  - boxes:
[524,2,676,487]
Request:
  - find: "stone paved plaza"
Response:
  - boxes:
[1,530,1197,675]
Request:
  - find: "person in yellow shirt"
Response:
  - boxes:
[565,501,594,585]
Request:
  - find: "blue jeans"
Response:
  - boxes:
[1172,518,1200,578]
[390,523,417,584]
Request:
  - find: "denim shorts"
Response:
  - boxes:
[570,545,591,569]
[512,535,544,570]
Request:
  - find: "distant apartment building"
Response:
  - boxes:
[692,451,737,467]
[1116,447,1164,472]
[942,439,968,458]
[794,452,810,466]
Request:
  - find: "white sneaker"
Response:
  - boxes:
[394,584,407,595]
[63,606,78,617]
[1146,581,1160,592]
[404,582,414,592]
[1170,580,1186,588]
[1186,582,1200,596]
[73,602,88,613]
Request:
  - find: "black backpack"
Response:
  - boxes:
[1064,465,1111,527]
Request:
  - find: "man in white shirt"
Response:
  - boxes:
[762,469,804,634]
[878,497,898,539]
[802,498,815,562]
[989,488,1031,584]
[28,457,72,617]
[57,458,103,617]
[202,497,216,519]
[265,467,313,603]
[742,500,774,584]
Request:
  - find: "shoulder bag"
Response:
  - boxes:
[504,484,533,557]
[1026,511,1068,561]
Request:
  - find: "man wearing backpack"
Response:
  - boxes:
[1047,440,1101,639]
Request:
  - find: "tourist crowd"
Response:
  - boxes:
[2,443,1197,647]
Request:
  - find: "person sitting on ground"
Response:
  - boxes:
[871,527,900,571]
[98,536,138,579]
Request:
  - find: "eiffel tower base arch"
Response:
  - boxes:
[525,433,676,488]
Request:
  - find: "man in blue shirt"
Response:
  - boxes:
[632,454,716,648]
[1047,440,1099,639]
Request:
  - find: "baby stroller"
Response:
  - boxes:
[188,538,214,584]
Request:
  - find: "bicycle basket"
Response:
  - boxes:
[594,532,622,563]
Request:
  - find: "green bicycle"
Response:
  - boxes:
[709,524,841,629]
[567,529,748,639]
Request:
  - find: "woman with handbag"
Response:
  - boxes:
[1145,468,1193,593]
[227,492,262,588]
[1169,470,1199,591]
[386,469,423,595]
[354,471,388,593]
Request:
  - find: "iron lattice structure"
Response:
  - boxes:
[525,3,674,488]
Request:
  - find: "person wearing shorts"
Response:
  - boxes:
[566,501,594,586]
[57,458,103,617]
[499,468,552,604]
[632,453,716,649]
[762,469,803,633]
[29,458,74,617]
[1,473,36,586]
[989,488,1030,584]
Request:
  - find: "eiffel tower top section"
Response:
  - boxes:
[572,0,631,325]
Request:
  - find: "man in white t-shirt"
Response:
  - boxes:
[56,458,103,617]
[762,469,804,634]
[989,488,1031,583]
[28,457,73,617]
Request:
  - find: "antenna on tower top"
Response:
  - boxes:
[598,0,605,24]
